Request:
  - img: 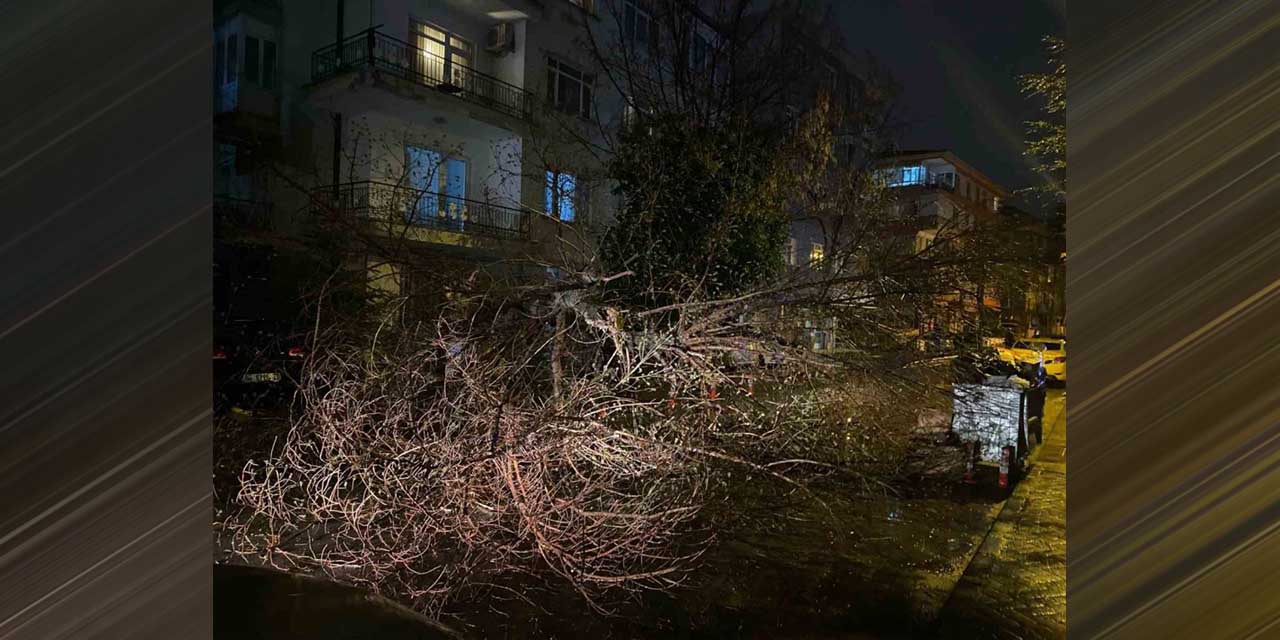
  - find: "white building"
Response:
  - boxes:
[213,0,656,304]
[879,149,1010,252]
[213,0,870,322]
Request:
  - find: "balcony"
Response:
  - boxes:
[888,174,956,192]
[314,181,530,241]
[311,29,533,121]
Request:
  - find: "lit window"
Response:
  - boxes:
[406,146,468,226]
[886,165,926,187]
[809,242,824,265]
[413,21,474,87]
[547,58,594,119]
[545,169,577,222]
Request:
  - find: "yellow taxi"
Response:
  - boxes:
[996,337,1066,383]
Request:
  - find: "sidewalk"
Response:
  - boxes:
[931,391,1067,639]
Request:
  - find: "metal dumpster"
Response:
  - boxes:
[950,371,1047,481]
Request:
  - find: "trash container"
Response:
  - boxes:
[951,373,1042,484]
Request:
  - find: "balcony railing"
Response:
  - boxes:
[315,181,530,240]
[214,195,274,231]
[311,28,533,120]
[888,175,956,191]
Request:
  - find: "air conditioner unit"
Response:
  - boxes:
[486,23,516,55]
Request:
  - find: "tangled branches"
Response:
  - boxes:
[223,274,806,609]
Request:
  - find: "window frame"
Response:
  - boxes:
[623,0,655,51]
[547,57,595,120]
[545,168,582,222]
[809,242,824,266]
[411,20,475,86]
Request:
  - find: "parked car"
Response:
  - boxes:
[214,318,307,414]
[996,337,1066,384]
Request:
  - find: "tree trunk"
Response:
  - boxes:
[552,307,567,399]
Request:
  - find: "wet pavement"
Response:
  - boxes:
[931,390,1067,639]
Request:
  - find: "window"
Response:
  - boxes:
[805,319,835,351]
[215,37,226,86]
[785,237,798,266]
[406,146,468,226]
[692,31,711,71]
[224,34,238,84]
[886,165,926,187]
[545,169,578,222]
[412,21,474,87]
[809,242,824,266]
[547,58,594,119]
[624,0,654,50]
[262,40,277,89]
[245,37,260,84]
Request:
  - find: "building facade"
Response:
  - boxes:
[878,150,1011,341]
[213,0,884,349]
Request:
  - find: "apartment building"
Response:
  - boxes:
[880,149,1009,250]
[877,150,1011,340]
[212,0,647,319]
[212,0,874,336]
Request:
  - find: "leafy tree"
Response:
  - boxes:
[601,114,793,305]
[1020,36,1066,206]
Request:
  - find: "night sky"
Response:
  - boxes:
[835,0,1065,210]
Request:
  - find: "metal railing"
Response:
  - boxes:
[214,195,274,231]
[889,175,956,191]
[315,181,529,240]
[311,28,533,120]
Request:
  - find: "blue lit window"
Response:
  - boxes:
[886,165,927,187]
[545,170,577,222]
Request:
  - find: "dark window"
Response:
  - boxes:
[215,37,226,86]
[262,41,277,89]
[547,58,593,119]
[692,31,711,71]
[624,1,653,49]
[244,37,260,84]
[225,34,238,84]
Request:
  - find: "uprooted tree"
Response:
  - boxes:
[217,0,1039,615]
